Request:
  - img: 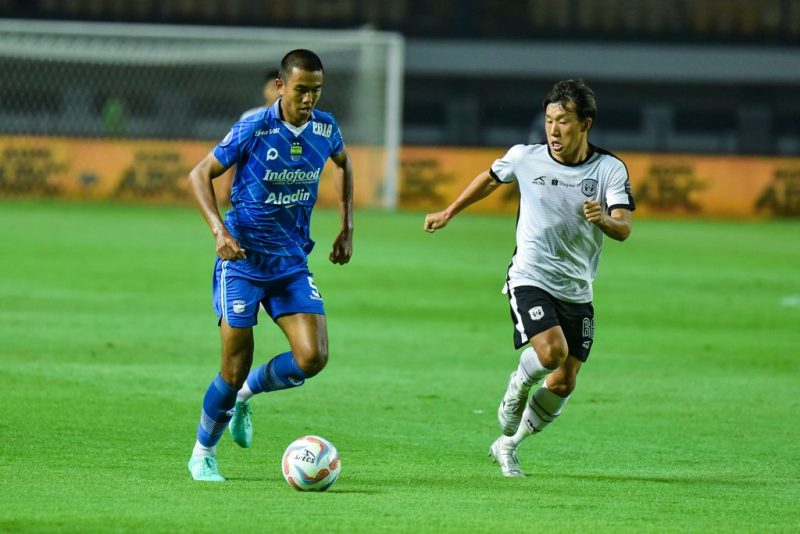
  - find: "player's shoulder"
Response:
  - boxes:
[591,145,626,166]
[234,109,269,133]
[505,142,547,159]
[591,145,628,174]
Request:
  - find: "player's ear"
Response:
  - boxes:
[582,117,593,132]
[276,78,285,95]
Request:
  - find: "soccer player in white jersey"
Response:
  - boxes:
[186,49,354,481]
[424,79,634,477]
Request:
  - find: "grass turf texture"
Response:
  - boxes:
[1,200,799,532]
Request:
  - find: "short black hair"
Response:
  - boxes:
[279,49,324,81]
[265,68,279,84]
[542,79,597,122]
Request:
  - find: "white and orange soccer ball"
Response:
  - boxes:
[282,435,341,491]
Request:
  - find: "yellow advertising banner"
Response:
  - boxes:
[398,147,800,218]
[0,136,387,208]
[1,136,798,218]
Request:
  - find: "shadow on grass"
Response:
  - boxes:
[227,476,381,494]
[562,472,750,485]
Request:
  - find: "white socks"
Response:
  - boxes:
[511,347,555,399]
[511,382,570,446]
[192,441,217,459]
[236,381,255,403]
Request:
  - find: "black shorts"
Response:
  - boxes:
[507,285,595,362]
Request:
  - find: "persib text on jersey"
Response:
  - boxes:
[312,122,332,137]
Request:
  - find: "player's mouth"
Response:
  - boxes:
[550,140,563,151]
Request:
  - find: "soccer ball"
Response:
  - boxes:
[282,435,341,491]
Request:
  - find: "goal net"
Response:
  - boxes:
[0,19,404,208]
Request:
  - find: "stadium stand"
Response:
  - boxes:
[1,0,799,154]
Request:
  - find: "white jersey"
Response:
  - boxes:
[491,143,635,303]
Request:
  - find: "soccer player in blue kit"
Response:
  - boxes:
[186,49,354,481]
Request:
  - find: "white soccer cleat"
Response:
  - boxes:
[497,372,527,436]
[489,436,525,478]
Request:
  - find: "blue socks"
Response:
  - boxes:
[246,351,310,394]
[196,374,238,448]
[195,353,311,450]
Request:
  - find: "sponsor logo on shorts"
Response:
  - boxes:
[529,306,544,321]
[582,340,592,350]
[232,300,246,314]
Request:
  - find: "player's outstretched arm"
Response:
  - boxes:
[329,149,353,265]
[424,170,501,233]
[188,152,246,260]
[583,202,632,241]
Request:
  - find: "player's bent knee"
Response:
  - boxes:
[295,347,328,377]
[221,367,249,389]
[537,342,569,370]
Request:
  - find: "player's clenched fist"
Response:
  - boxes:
[583,200,604,225]
[424,211,450,233]
[215,230,246,261]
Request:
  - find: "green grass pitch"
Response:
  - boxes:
[1,200,799,532]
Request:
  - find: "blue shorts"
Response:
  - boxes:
[212,253,325,328]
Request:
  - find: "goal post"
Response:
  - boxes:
[0,19,404,208]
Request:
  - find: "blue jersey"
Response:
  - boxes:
[213,99,344,257]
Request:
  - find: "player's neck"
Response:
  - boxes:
[278,100,309,127]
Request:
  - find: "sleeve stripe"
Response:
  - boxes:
[607,203,635,213]
[489,169,504,183]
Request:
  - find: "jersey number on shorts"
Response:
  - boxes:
[307,276,322,300]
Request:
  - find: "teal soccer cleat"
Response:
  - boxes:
[229,401,253,448]
[188,456,225,482]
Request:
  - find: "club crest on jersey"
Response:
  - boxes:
[290,142,303,161]
[312,121,332,138]
[582,178,598,197]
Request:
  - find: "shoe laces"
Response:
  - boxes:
[234,402,252,419]
[498,441,520,467]
[199,456,218,474]
[502,396,523,415]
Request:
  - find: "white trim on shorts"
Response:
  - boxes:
[507,284,529,346]
[220,260,229,323]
